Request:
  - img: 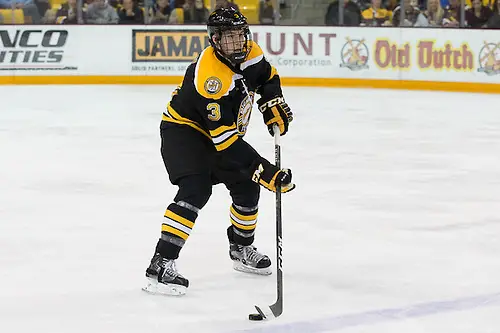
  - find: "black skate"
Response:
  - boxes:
[142,254,189,296]
[229,243,272,275]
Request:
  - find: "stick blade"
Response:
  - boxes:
[254,304,283,320]
[269,302,283,318]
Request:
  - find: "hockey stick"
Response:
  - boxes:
[253,125,283,320]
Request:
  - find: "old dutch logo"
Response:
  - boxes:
[340,37,369,71]
[204,76,222,95]
[478,42,500,76]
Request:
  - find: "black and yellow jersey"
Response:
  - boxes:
[163,41,280,152]
[162,40,282,170]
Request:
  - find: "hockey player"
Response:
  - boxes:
[143,7,295,296]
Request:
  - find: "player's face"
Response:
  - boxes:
[220,29,246,56]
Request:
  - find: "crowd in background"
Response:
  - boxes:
[325,0,500,28]
[0,0,274,24]
[0,0,498,27]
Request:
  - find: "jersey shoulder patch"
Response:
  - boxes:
[194,47,236,100]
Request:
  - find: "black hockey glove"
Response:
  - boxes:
[251,159,295,193]
[257,96,293,136]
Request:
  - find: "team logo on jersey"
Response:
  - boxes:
[237,92,254,135]
[477,42,500,76]
[340,37,369,71]
[204,76,223,95]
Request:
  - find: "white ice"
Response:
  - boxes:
[1,85,500,333]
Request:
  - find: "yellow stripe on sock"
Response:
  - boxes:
[162,224,189,240]
[165,210,195,228]
[230,206,258,221]
[230,217,256,231]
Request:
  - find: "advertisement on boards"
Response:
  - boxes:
[0,24,497,89]
[129,27,340,76]
[335,30,500,84]
[0,28,77,74]
[477,42,500,76]
[252,30,338,69]
[131,29,210,75]
[127,26,499,84]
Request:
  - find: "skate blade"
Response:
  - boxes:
[142,277,187,296]
[233,261,272,276]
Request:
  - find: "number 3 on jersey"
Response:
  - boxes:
[206,96,253,136]
[207,103,221,121]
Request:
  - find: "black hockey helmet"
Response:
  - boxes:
[207,7,252,65]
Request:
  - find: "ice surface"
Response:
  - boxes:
[1,85,500,333]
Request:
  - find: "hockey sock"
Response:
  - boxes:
[228,203,258,246]
[159,201,198,259]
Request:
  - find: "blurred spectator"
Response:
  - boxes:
[42,7,56,22]
[385,0,398,10]
[108,0,120,8]
[34,0,50,18]
[392,0,420,26]
[86,0,119,23]
[260,0,275,24]
[325,0,362,26]
[118,0,144,23]
[485,0,500,26]
[442,0,463,26]
[448,0,495,10]
[149,0,172,23]
[482,0,495,8]
[183,0,208,23]
[0,0,41,23]
[466,0,493,26]
[56,0,86,23]
[361,0,392,25]
[0,12,3,23]
[215,0,239,11]
[415,0,443,26]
